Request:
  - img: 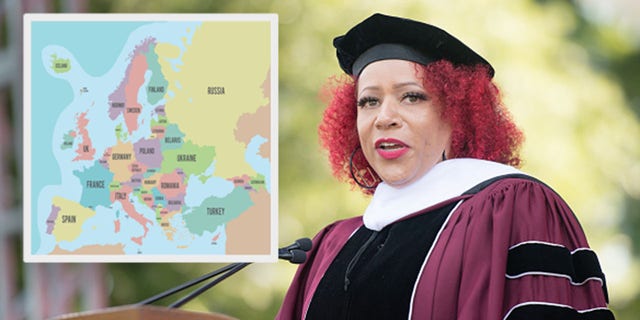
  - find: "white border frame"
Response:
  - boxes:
[23,13,278,263]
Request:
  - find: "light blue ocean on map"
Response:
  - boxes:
[31,22,148,249]
[32,20,211,254]
[56,204,140,252]
[246,135,271,193]
[184,168,235,208]
[55,194,226,255]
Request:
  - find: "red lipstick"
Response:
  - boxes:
[375,138,409,159]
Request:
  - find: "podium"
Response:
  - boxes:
[48,239,313,320]
[50,305,237,320]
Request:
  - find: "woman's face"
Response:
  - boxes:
[356,59,451,188]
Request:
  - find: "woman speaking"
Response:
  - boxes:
[277,13,613,320]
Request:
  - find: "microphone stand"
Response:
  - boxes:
[137,238,312,308]
[168,262,249,308]
[136,263,238,306]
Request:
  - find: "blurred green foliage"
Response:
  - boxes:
[53,0,639,319]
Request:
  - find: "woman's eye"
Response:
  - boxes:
[357,96,379,108]
[402,92,427,103]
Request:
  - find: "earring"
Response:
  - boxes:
[442,150,447,161]
[349,146,379,189]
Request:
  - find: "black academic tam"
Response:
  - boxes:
[333,13,495,77]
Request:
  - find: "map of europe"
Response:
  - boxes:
[25,15,276,262]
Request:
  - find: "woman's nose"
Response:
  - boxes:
[374,100,402,129]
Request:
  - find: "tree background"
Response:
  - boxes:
[9,0,640,319]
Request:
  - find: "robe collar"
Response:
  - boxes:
[363,158,524,231]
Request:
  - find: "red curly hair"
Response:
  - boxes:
[318,60,523,194]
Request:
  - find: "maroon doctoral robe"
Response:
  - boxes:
[276,159,613,319]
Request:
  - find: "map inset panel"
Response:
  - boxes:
[24,14,278,262]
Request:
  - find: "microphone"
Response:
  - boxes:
[279,249,307,264]
[296,237,313,251]
[278,237,312,255]
[286,238,312,251]
[278,238,312,264]
[138,237,313,308]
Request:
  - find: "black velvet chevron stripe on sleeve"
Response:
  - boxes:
[506,242,609,302]
[504,303,615,320]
